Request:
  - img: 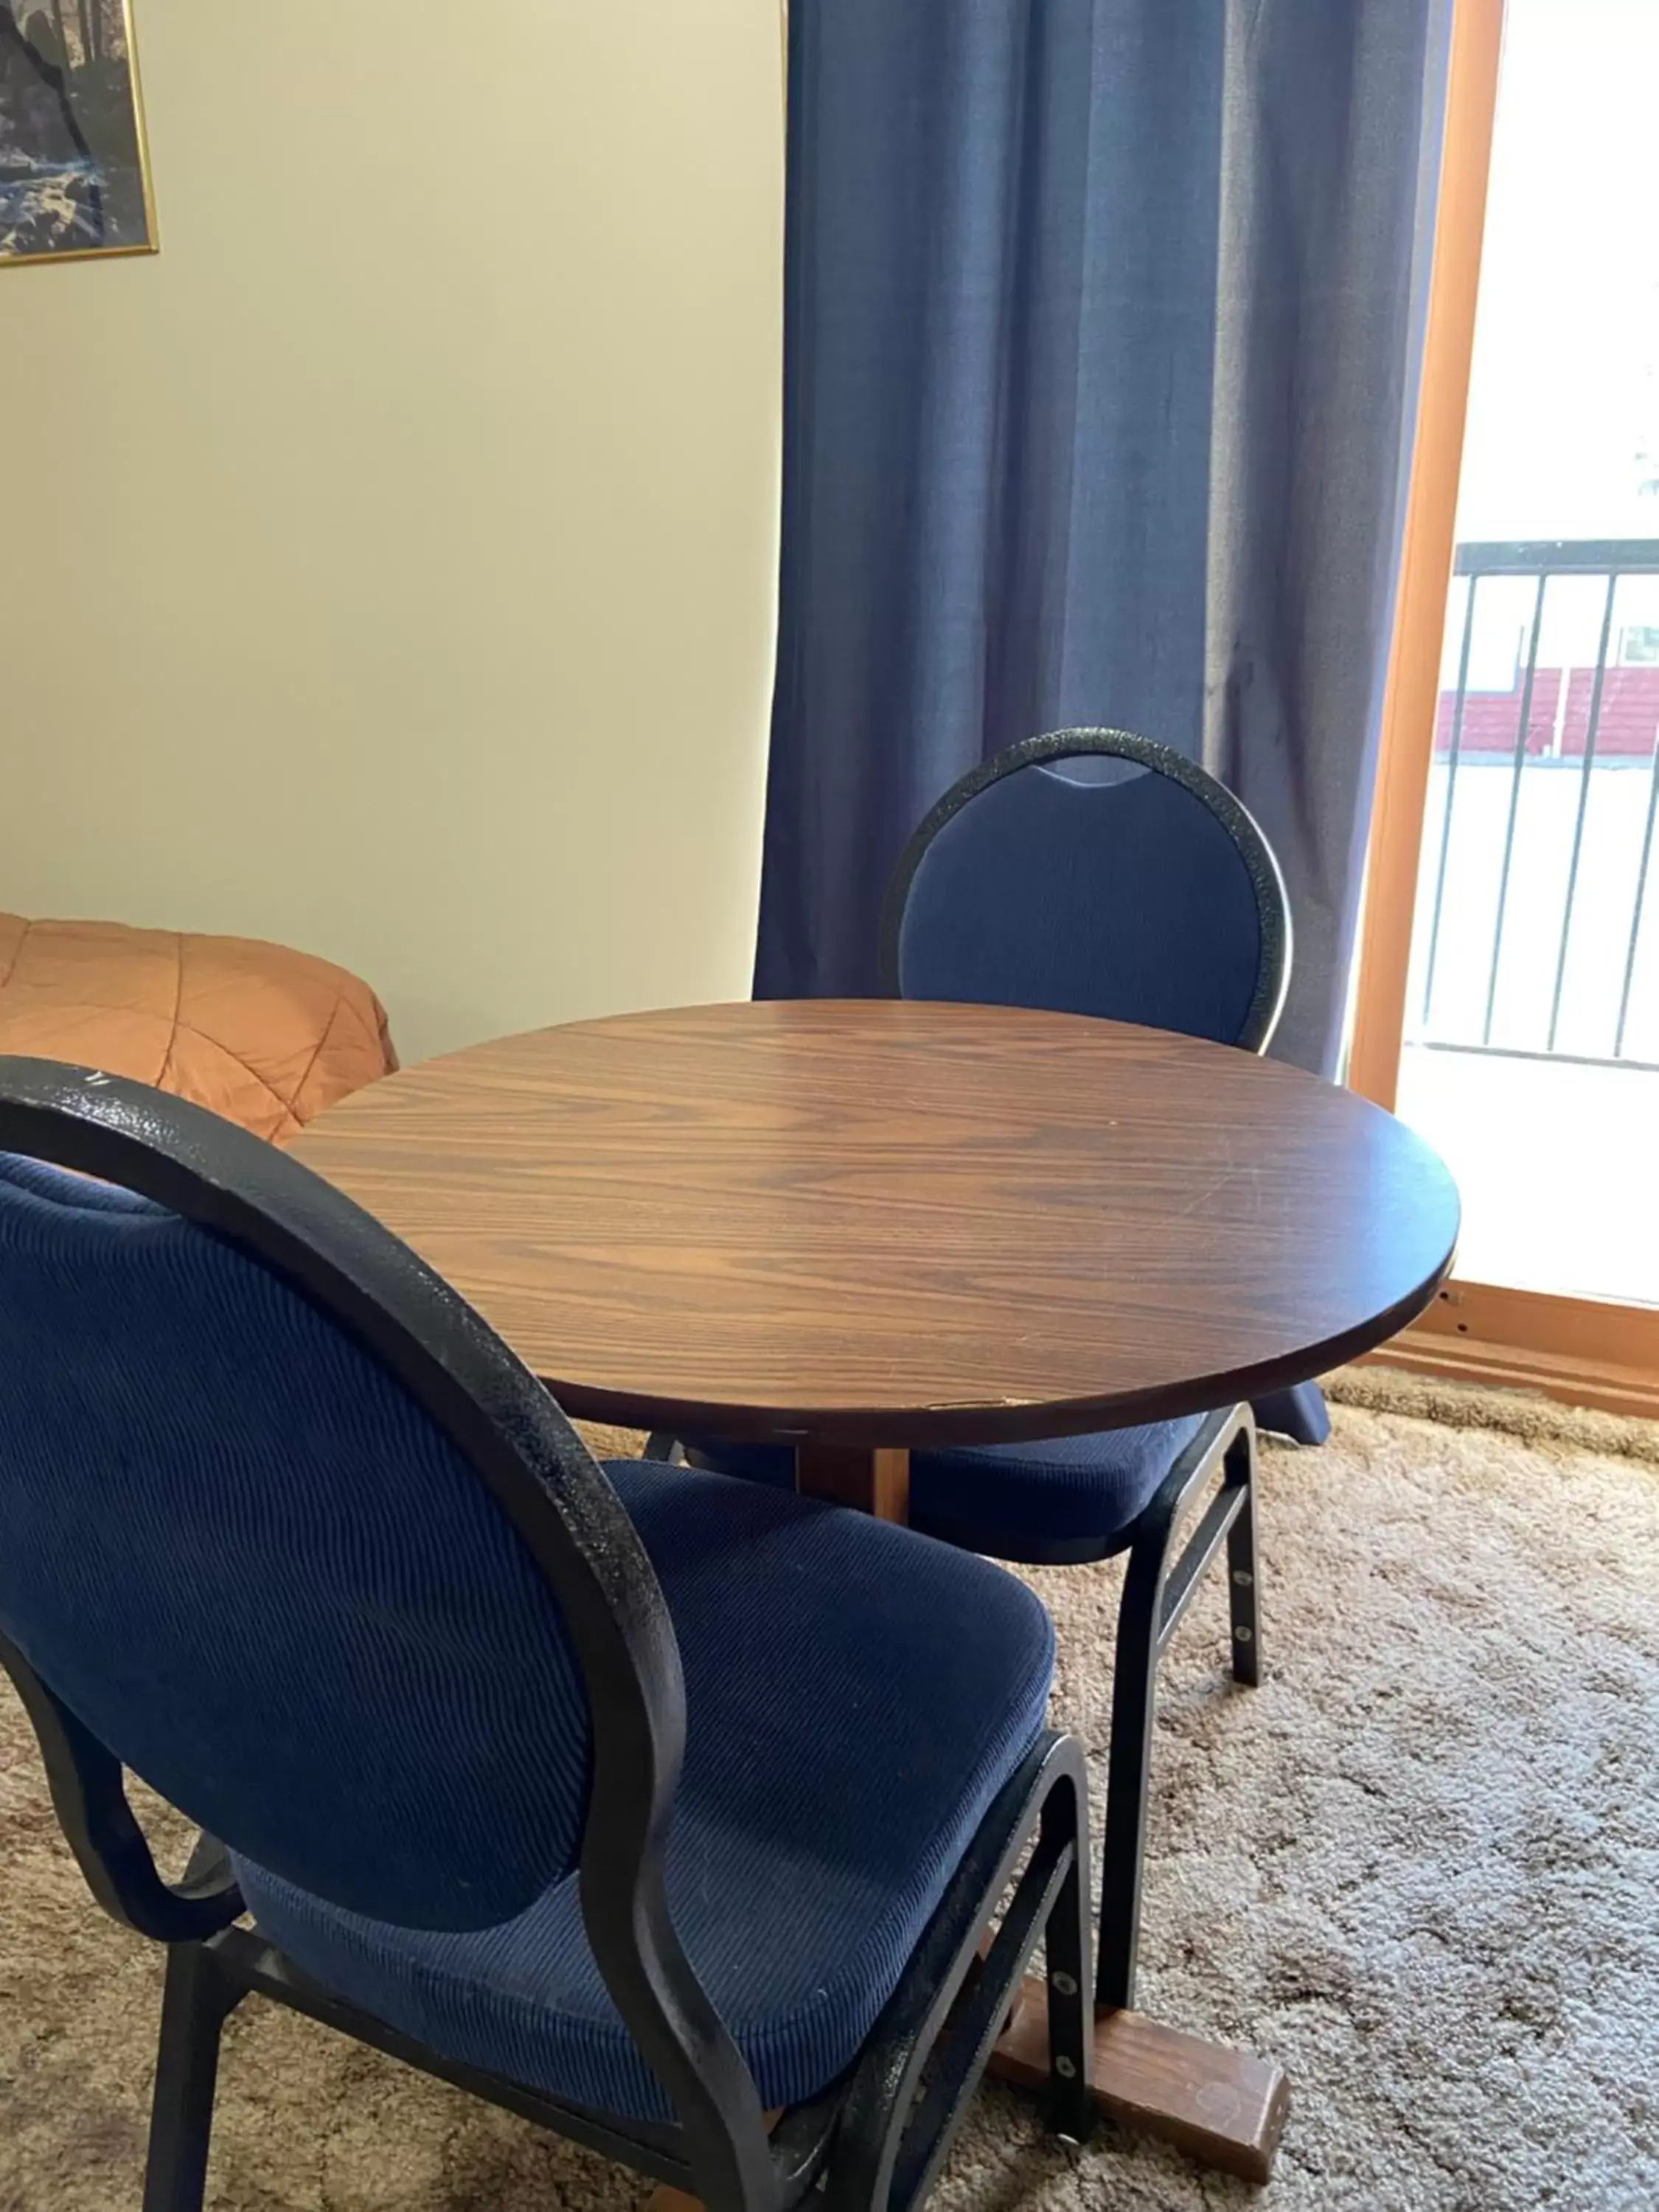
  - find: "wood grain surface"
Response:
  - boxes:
[289,1001,1460,1445]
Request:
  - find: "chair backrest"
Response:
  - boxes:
[0,1060,672,1938]
[880,728,1290,1051]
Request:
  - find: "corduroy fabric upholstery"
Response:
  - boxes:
[686,1416,1206,1554]
[234,1458,1055,2121]
[907,1419,1208,1554]
[895,758,1264,1048]
[0,1152,595,1932]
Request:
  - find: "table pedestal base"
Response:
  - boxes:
[787,1449,1289,2183]
[990,1972,1288,2183]
[795,1443,911,1520]
[646,1979,1287,2210]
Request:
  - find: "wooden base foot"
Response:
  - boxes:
[646,1988,1284,2199]
[990,1974,1288,2183]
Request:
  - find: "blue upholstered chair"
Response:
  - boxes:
[676,727,1324,2017]
[0,1057,1094,2212]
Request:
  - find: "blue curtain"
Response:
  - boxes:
[755,0,1453,1077]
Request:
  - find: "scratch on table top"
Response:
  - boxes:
[924,1395,1044,1413]
[1172,1130,1267,1220]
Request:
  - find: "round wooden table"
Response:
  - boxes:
[291,999,1459,1517]
[290,999,1458,2177]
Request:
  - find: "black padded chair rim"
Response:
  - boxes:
[877,727,1292,1055]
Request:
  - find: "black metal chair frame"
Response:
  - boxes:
[882,728,1292,2008]
[877,725,1293,1054]
[1087,1408,1259,2011]
[0,1058,1096,2212]
[891,731,1325,1472]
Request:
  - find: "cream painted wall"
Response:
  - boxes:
[2,3,782,1064]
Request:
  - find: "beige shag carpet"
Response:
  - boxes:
[3,1373,1658,2211]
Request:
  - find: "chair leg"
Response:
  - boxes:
[1094,1527,1164,2014]
[1040,1770,1093,2140]
[1094,1412,1258,2013]
[1225,1428,1262,1688]
[143,1942,240,2212]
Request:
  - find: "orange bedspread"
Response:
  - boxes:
[0,915,397,1143]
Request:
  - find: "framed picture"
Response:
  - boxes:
[1,0,154,265]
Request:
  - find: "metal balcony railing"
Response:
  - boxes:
[1413,538,1659,1073]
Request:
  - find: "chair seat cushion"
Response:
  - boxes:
[232,1460,1054,2124]
[689,1415,1208,1557]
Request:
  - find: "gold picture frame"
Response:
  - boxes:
[1,0,156,267]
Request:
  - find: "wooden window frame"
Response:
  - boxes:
[1346,0,1659,1421]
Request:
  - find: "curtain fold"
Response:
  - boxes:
[755,0,1453,1077]
[1203,2,1452,1069]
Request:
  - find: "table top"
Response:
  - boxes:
[289,1000,1460,1447]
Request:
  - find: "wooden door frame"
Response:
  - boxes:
[1348,0,1504,1113]
[1346,0,1659,1421]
